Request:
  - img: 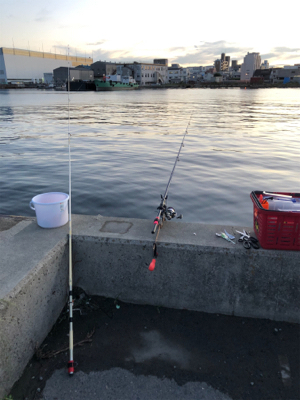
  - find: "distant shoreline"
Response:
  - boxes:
[1,82,299,90]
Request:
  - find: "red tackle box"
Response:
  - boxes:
[250,191,300,251]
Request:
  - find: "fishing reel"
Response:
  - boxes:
[165,206,176,220]
[164,206,182,220]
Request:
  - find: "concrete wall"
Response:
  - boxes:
[0,214,299,397]
[73,225,300,323]
[0,218,68,397]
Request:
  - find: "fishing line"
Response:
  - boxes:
[67,45,74,376]
[149,114,192,271]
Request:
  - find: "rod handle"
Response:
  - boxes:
[152,217,159,234]
[68,360,74,375]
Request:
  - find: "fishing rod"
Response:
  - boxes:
[149,116,192,271]
[67,46,74,376]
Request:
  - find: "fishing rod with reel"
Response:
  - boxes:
[149,116,191,271]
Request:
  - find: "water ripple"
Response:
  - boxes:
[1,88,300,225]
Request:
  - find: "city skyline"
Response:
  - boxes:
[1,0,299,67]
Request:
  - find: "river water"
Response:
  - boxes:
[0,88,299,227]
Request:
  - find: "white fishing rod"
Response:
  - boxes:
[67,46,74,376]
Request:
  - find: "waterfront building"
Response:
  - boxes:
[293,75,300,84]
[53,67,94,85]
[252,68,272,82]
[187,66,205,82]
[0,47,92,84]
[203,72,214,82]
[240,52,261,81]
[117,60,168,85]
[168,64,190,83]
[270,66,300,83]
[44,73,53,84]
[90,61,120,78]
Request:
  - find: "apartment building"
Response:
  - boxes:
[240,52,261,81]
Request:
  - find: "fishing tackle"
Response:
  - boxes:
[149,116,191,271]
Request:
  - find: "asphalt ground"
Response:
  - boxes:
[9,288,300,400]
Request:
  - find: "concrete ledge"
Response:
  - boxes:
[0,214,299,397]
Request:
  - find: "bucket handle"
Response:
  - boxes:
[29,200,35,211]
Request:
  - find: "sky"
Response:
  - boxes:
[1,0,299,67]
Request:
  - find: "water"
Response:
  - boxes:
[1,88,299,227]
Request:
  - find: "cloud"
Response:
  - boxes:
[86,41,107,46]
[261,47,300,64]
[58,41,300,67]
[170,41,252,66]
[273,46,300,53]
[92,48,153,64]
[169,46,188,52]
[35,8,52,22]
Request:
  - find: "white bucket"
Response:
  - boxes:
[30,192,69,228]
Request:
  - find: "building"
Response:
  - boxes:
[168,64,190,83]
[252,68,272,82]
[53,67,94,85]
[43,73,53,85]
[214,59,221,72]
[240,52,261,81]
[153,59,168,66]
[203,72,214,82]
[119,60,168,85]
[218,53,229,72]
[90,61,119,78]
[187,66,205,82]
[261,60,269,69]
[293,76,300,84]
[0,47,93,84]
[223,56,230,72]
[270,66,300,83]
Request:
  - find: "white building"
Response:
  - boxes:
[240,52,261,81]
[0,47,93,84]
[117,60,168,85]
